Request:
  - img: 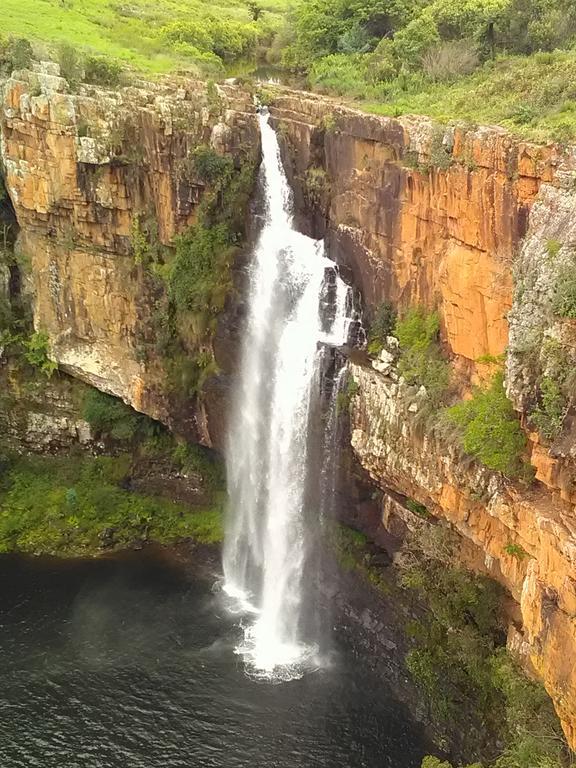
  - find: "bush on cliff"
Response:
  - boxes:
[445,371,527,478]
[401,524,568,767]
[81,388,157,442]
[394,307,450,406]
[367,301,396,356]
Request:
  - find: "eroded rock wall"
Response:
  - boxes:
[269,89,572,369]
[268,87,576,749]
[1,65,259,446]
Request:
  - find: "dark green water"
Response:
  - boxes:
[0,549,430,767]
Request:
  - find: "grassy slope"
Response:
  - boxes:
[0,454,224,556]
[2,0,288,73]
[361,52,576,142]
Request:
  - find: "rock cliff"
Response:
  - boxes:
[1,64,259,447]
[3,67,576,750]
[268,87,576,750]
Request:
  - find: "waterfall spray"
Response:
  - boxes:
[223,110,353,678]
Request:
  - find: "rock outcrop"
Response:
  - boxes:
[1,64,259,447]
[268,86,576,749]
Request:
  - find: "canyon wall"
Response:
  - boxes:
[0,64,259,447]
[3,66,576,749]
[268,88,576,749]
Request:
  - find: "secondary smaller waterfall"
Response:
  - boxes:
[223,110,354,677]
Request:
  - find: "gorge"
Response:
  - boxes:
[0,54,575,768]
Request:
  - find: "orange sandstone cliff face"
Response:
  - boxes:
[3,67,576,748]
[0,64,259,446]
[269,88,576,749]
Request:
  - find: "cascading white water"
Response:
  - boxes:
[223,110,353,678]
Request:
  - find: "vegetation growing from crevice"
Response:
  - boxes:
[367,301,396,357]
[530,376,566,440]
[132,146,256,400]
[329,522,390,593]
[335,374,359,415]
[406,498,432,519]
[400,525,568,766]
[394,307,451,406]
[0,452,223,556]
[523,336,576,443]
[81,388,158,443]
[445,371,527,478]
[552,263,576,319]
[80,387,226,495]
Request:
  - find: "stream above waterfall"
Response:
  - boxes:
[0,550,430,768]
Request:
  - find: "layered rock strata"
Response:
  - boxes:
[268,87,576,749]
[0,64,259,446]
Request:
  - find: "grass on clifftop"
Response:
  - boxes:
[0,453,224,556]
[1,0,289,75]
[359,51,576,143]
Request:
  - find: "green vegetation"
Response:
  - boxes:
[394,307,450,406]
[131,146,256,399]
[331,518,567,766]
[527,338,575,442]
[329,523,390,593]
[170,224,234,316]
[0,453,223,556]
[552,263,576,319]
[81,388,157,442]
[21,331,58,378]
[503,542,529,560]
[335,374,359,414]
[367,301,396,356]
[4,0,576,140]
[401,525,568,767]
[530,376,566,440]
[446,372,527,478]
[268,0,576,141]
[406,498,432,519]
[1,0,289,76]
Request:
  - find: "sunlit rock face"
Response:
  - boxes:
[0,66,259,446]
[268,87,576,749]
[269,89,571,368]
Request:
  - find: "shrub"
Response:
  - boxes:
[57,42,83,86]
[446,372,527,478]
[190,146,234,184]
[422,40,479,82]
[406,498,431,519]
[328,523,389,592]
[552,264,576,318]
[84,56,122,87]
[336,374,359,414]
[81,388,148,442]
[546,239,562,259]
[169,224,234,316]
[531,376,566,440]
[1,37,33,73]
[393,13,440,70]
[394,307,450,406]
[22,331,57,378]
[503,543,529,560]
[367,301,396,356]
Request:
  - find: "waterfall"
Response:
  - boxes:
[223,110,353,678]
